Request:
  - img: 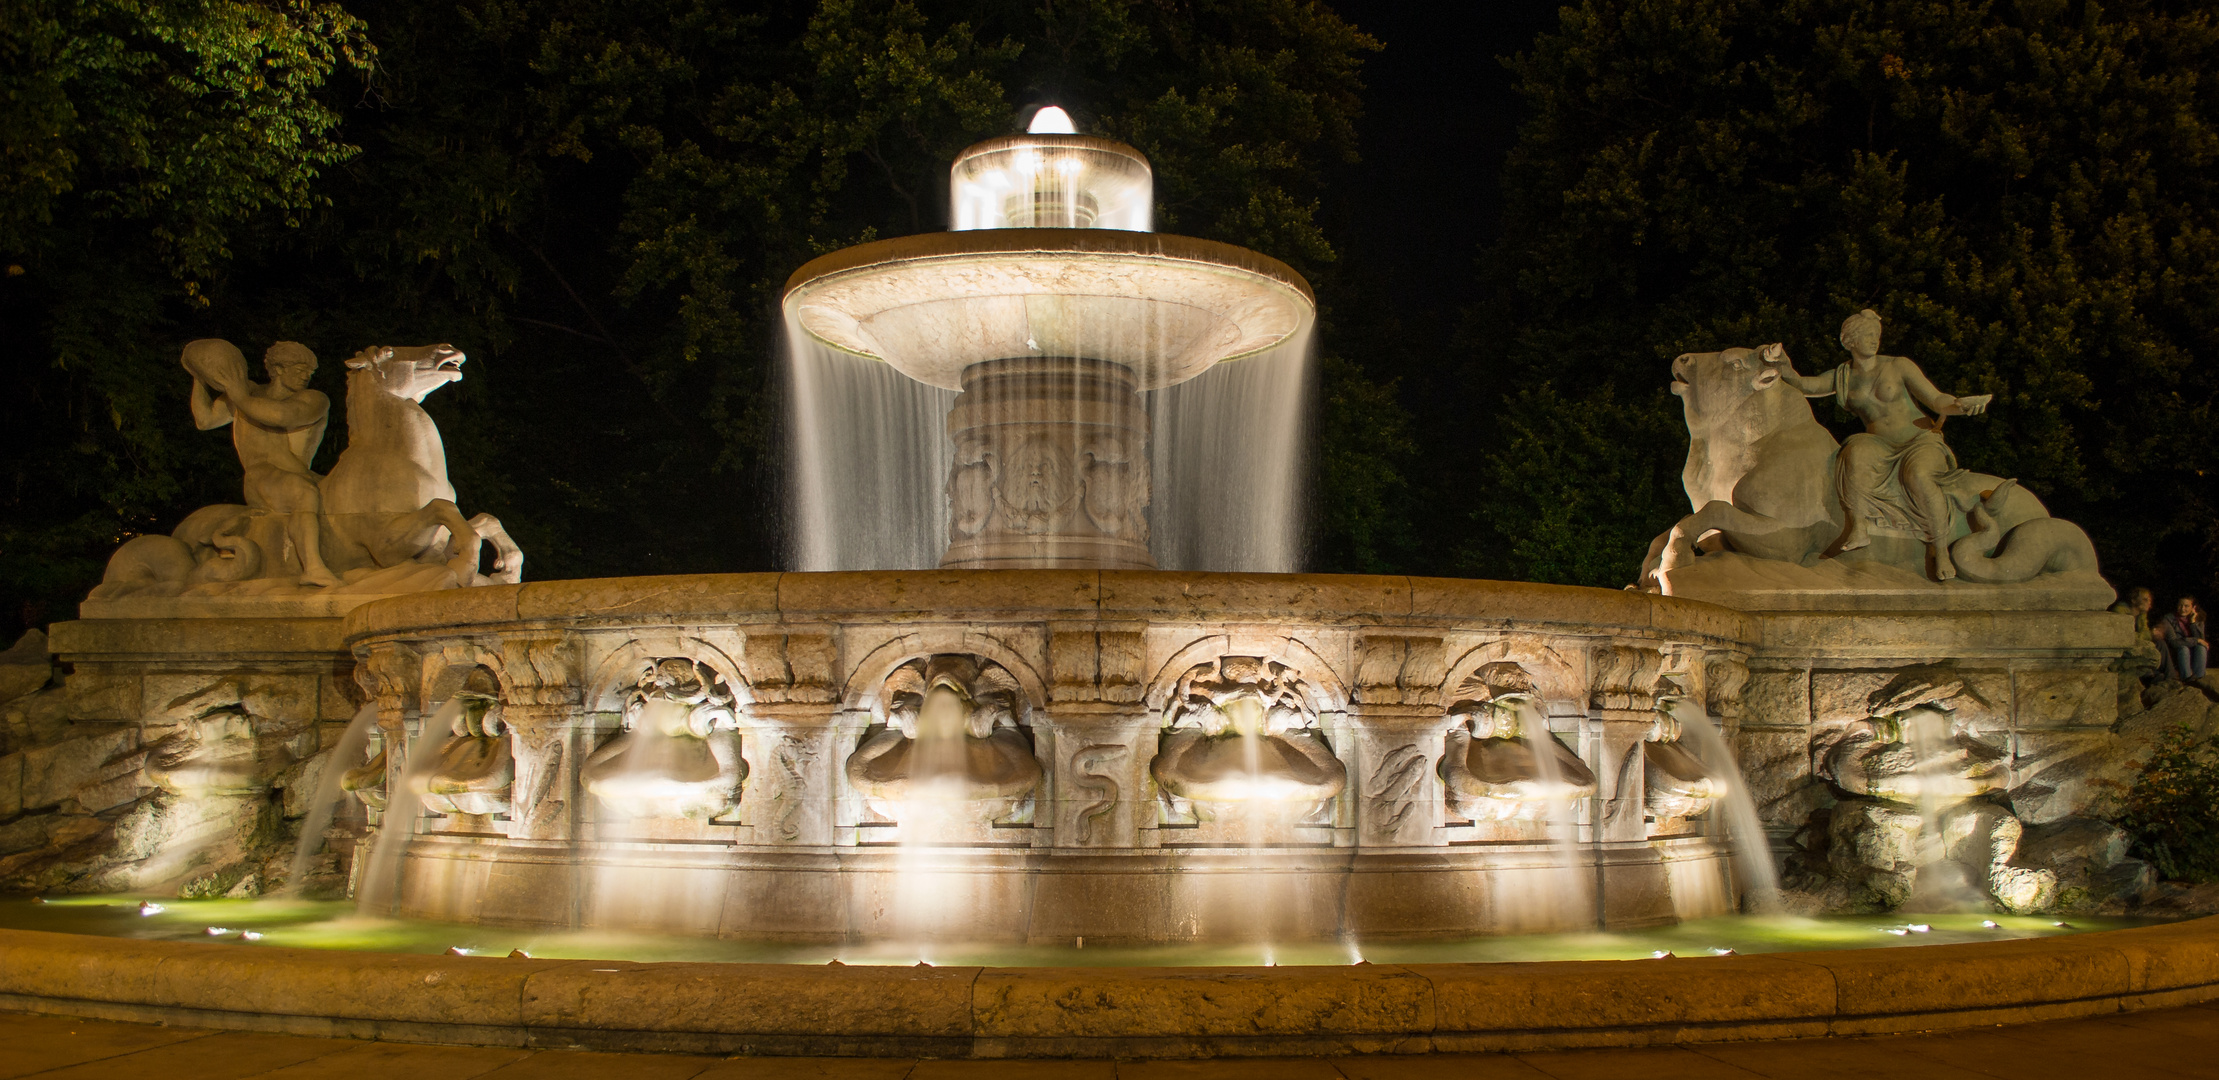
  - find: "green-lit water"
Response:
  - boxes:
[0,896,2170,967]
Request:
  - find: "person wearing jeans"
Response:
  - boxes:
[2159,597,2209,681]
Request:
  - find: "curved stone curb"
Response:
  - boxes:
[2,919,2215,1058]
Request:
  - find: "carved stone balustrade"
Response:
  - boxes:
[336,570,1757,942]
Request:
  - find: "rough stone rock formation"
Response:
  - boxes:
[1773,664,2191,915]
[0,634,356,898]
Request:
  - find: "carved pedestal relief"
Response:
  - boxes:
[942,357,1154,570]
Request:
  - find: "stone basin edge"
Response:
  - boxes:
[339,571,1762,646]
[0,917,2213,1058]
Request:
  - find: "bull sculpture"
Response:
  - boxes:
[1639,337,2100,597]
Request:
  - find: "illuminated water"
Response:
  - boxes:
[285,702,379,891]
[1672,702,1784,910]
[785,331,1313,573]
[357,698,463,914]
[1518,698,1594,930]
[2,896,2167,967]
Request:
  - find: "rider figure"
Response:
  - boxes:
[1774,309,1993,581]
[190,341,340,587]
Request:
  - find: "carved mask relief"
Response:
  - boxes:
[1439,662,1596,825]
[405,666,516,820]
[846,655,1042,827]
[1642,674,1722,825]
[582,658,747,822]
[1150,656,1347,818]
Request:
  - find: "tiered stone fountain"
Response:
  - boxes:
[327,111,1759,943]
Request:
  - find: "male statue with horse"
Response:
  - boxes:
[90,339,522,603]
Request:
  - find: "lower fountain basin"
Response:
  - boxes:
[339,570,1761,942]
[0,907,2210,1059]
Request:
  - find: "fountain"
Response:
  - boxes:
[14,110,2153,968]
[785,108,1313,573]
[7,103,2206,1067]
[224,111,1764,944]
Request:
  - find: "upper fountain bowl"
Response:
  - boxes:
[782,228,1315,391]
[951,134,1154,231]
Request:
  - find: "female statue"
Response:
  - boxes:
[1777,309,1992,580]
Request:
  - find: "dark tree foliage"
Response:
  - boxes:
[0,0,372,629]
[2119,721,2219,882]
[1458,0,2219,591]
[0,0,1385,635]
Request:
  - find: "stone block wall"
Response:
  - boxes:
[0,620,363,896]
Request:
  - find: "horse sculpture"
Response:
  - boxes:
[1638,343,2097,596]
[92,342,520,600]
[319,345,520,582]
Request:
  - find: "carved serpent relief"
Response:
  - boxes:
[1072,742,1128,844]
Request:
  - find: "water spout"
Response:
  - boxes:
[1517,698,1594,929]
[1665,699,1782,912]
[893,683,978,944]
[285,703,379,893]
[356,698,464,915]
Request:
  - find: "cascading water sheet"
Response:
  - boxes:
[786,320,1314,574]
[1144,329,1313,573]
[786,326,958,571]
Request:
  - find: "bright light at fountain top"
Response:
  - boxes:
[951,107,1152,231]
[1028,106,1077,134]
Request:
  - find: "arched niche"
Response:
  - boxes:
[1142,633,1349,717]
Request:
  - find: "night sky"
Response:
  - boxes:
[1328,1,1566,330]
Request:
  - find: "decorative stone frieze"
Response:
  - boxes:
[306,570,1763,940]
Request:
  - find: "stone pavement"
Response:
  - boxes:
[4,1004,2217,1080]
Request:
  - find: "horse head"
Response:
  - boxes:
[345,344,465,404]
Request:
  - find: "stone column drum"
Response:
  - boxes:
[943,356,1152,570]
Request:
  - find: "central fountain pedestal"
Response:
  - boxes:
[943,357,1153,570]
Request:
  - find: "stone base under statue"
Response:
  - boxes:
[81,563,465,621]
[5,618,363,896]
[1653,548,2116,612]
[1731,605,2145,912]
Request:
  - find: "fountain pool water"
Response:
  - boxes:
[0,895,2166,967]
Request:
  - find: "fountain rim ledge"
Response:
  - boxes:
[337,570,1759,643]
[781,228,1315,304]
[780,228,1318,388]
[0,916,2214,1058]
